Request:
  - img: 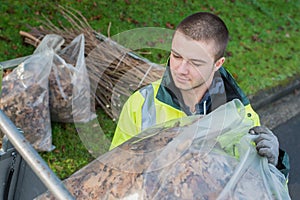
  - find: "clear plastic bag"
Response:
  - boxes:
[0,50,54,152]
[35,34,96,123]
[36,99,291,199]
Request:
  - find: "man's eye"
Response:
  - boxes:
[173,54,181,59]
[191,62,202,67]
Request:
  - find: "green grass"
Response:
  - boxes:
[39,109,115,179]
[1,0,300,179]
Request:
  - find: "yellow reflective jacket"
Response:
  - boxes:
[110,66,290,179]
[110,66,260,149]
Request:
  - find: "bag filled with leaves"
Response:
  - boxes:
[35,99,291,199]
[34,34,96,123]
[0,50,54,152]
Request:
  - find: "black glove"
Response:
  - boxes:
[249,126,279,166]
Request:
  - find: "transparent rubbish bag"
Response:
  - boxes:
[35,34,96,123]
[35,99,291,199]
[0,50,54,152]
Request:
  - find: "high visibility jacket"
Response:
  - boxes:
[111,66,260,149]
[110,66,290,178]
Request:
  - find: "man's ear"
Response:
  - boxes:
[214,57,225,71]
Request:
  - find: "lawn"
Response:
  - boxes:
[0,0,300,179]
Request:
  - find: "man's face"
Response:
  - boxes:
[170,31,221,91]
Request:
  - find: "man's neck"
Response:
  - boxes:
[181,85,208,113]
[180,75,214,113]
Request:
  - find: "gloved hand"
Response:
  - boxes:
[249,126,279,166]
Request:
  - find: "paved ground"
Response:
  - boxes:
[274,113,300,199]
[255,87,300,199]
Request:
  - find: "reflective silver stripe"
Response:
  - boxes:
[139,85,156,130]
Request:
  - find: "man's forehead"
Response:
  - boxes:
[172,31,215,61]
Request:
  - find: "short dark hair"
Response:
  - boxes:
[175,12,229,61]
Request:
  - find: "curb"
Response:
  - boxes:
[249,75,300,111]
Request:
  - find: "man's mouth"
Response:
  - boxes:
[175,75,190,83]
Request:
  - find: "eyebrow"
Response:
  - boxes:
[171,49,207,64]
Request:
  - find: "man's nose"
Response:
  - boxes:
[177,59,189,74]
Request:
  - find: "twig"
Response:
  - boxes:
[19,31,41,46]
[107,22,112,38]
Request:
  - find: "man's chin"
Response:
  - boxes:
[175,82,206,92]
[175,84,194,91]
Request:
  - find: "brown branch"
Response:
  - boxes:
[19,30,41,46]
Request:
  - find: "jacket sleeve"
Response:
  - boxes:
[276,148,290,179]
[110,92,144,150]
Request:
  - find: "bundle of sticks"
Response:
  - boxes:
[20,6,165,120]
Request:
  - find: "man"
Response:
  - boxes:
[110,12,289,177]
